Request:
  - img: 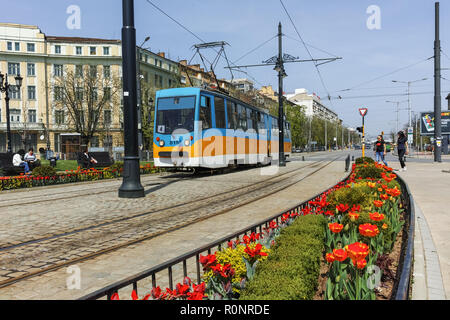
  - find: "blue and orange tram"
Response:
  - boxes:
[153,87,291,169]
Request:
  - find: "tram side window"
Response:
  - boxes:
[258,113,265,131]
[200,96,212,129]
[214,96,226,129]
[237,104,247,131]
[226,100,237,130]
[247,108,254,130]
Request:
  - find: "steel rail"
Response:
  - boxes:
[0,156,345,290]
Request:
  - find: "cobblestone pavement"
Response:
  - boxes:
[0,153,349,299]
[0,154,347,289]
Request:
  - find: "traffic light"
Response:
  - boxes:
[356,127,363,133]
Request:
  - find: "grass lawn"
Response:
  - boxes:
[40,160,155,173]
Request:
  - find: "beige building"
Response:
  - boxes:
[0,23,182,160]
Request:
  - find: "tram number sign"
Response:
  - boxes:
[359,108,368,117]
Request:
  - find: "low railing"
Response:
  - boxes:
[78,176,348,300]
[394,174,415,300]
[79,166,416,301]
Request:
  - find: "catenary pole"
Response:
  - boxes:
[434,2,442,162]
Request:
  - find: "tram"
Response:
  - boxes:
[153,87,291,169]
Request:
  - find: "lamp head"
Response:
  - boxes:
[15,74,23,88]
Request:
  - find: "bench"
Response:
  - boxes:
[77,152,114,169]
[0,153,25,176]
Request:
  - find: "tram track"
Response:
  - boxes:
[0,160,322,250]
[0,155,345,289]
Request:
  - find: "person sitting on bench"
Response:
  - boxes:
[24,148,41,170]
[13,150,31,174]
[80,148,98,168]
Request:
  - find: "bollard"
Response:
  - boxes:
[302,156,305,161]
[352,156,355,162]
[345,155,350,172]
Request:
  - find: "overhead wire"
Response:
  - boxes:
[144,0,265,86]
[279,0,335,106]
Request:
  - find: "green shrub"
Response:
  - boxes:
[353,163,384,179]
[32,165,57,177]
[355,157,375,165]
[109,161,123,172]
[239,215,326,300]
[327,183,372,210]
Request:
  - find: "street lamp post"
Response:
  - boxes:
[137,36,150,160]
[118,0,145,198]
[0,72,23,153]
[392,78,427,147]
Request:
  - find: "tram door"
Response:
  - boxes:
[199,94,214,166]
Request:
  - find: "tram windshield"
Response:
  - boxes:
[156,96,195,134]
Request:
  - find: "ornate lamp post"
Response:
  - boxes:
[0,72,23,153]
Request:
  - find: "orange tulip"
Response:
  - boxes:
[359,223,380,237]
[329,222,344,233]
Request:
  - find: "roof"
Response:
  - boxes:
[45,36,121,45]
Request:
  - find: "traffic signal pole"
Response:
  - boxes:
[362,116,365,158]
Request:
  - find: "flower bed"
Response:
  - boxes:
[0,163,162,191]
[106,158,409,301]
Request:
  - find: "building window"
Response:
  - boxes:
[15,42,20,51]
[7,42,12,51]
[54,64,63,77]
[10,109,21,122]
[104,110,112,126]
[75,65,83,78]
[103,47,110,55]
[90,46,96,55]
[103,135,113,148]
[28,86,36,100]
[90,136,99,148]
[75,87,83,101]
[55,45,61,54]
[103,87,111,101]
[27,43,35,52]
[54,86,63,101]
[89,65,97,77]
[27,63,35,76]
[28,110,37,123]
[8,63,20,76]
[103,65,111,78]
[55,110,65,125]
[76,46,82,55]
[9,85,21,100]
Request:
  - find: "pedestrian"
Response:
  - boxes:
[374,135,388,166]
[79,148,97,169]
[24,148,41,170]
[397,131,409,171]
[12,149,31,174]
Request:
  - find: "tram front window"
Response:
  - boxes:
[156,96,195,134]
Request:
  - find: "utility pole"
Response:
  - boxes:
[277,22,286,167]
[434,1,442,162]
[225,23,342,165]
[324,120,327,150]
[119,0,145,198]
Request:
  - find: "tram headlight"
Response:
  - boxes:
[184,139,190,146]
[159,140,165,147]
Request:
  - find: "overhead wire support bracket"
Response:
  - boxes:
[224,57,342,69]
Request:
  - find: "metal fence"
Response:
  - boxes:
[78,176,348,300]
[79,169,415,301]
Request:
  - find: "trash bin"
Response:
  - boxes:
[50,157,57,168]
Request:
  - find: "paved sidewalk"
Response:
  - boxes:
[395,157,450,300]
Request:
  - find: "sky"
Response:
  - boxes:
[1,0,449,138]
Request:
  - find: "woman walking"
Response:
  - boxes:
[397,131,409,171]
[374,135,388,166]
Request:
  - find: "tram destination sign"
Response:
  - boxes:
[420,111,450,135]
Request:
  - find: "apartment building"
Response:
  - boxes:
[0,23,182,159]
[286,88,339,122]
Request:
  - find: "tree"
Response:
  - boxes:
[52,65,121,148]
